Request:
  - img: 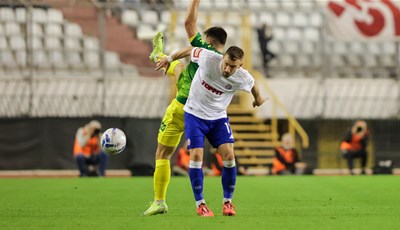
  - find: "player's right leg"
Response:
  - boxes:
[184,112,214,217]
[149,32,183,77]
[142,99,185,216]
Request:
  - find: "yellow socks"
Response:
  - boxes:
[154,159,171,201]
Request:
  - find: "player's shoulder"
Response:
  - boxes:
[235,67,252,78]
[234,68,255,85]
[194,47,222,59]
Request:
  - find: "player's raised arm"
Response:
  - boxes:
[155,47,194,71]
[184,0,200,39]
[251,81,267,107]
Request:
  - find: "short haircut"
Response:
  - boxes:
[204,26,227,45]
[225,46,244,61]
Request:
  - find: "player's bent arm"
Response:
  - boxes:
[184,0,200,39]
[155,47,194,71]
[251,81,267,107]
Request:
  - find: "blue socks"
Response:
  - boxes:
[189,161,204,202]
[222,160,237,199]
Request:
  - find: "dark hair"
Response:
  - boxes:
[204,26,227,45]
[225,46,244,61]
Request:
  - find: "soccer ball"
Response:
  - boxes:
[101,128,126,154]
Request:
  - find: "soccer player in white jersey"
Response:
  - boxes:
[156,46,266,217]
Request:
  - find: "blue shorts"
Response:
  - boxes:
[184,112,234,149]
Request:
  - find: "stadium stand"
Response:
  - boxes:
[0,4,143,78]
[0,0,399,173]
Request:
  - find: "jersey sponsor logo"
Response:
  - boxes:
[201,80,223,95]
[225,84,232,90]
[193,48,203,58]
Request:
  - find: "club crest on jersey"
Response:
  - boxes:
[225,84,232,90]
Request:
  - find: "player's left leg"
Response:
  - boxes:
[185,112,214,217]
[149,32,182,76]
[142,100,184,216]
[218,143,237,216]
[208,118,236,216]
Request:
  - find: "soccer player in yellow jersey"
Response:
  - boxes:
[142,0,227,216]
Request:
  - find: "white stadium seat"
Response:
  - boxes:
[45,23,63,37]
[136,24,156,40]
[279,55,295,67]
[0,50,17,68]
[83,37,100,51]
[215,1,229,9]
[259,13,274,25]
[0,36,7,50]
[122,10,139,27]
[32,50,49,68]
[48,50,67,69]
[298,1,314,10]
[281,1,297,9]
[44,37,62,50]
[4,22,21,36]
[31,37,43,50]
[15,8,26,23]
[264,0,279,9]
[64,38,82,51]
[32,8,47,24]
[293,13,308,27]
[309,13,322,27]
[301,42,315,54]
[140,10,159,26]
[303,28,319,41]
[66,51,84,69]
[272,28,286,40]
[160,11,171,24]
[0,7,15,22]
[29,23,44,37]
[248,0,264,9]
[64,23,83,38]
[47,9,63,24]
[9,36,26,50]
[332,42,347,54]
[15,50,27,67]
[83,51,100,69]
[284,41,300,54]
[104,52,121,69]
[275,13,291,26]
[287,27,302,40]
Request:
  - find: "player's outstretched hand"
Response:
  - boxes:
[253,96,267,107]
[155,57,170,75]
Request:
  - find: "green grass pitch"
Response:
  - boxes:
[0,176,399,229]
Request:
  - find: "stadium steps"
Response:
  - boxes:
[228,106,278,172]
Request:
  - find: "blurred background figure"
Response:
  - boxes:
[206,148,248,176]
[340,120,369,175]
[73,120,109,177]
[273,133,299,175]
[172,140,190,176]
[256,23,276,75]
